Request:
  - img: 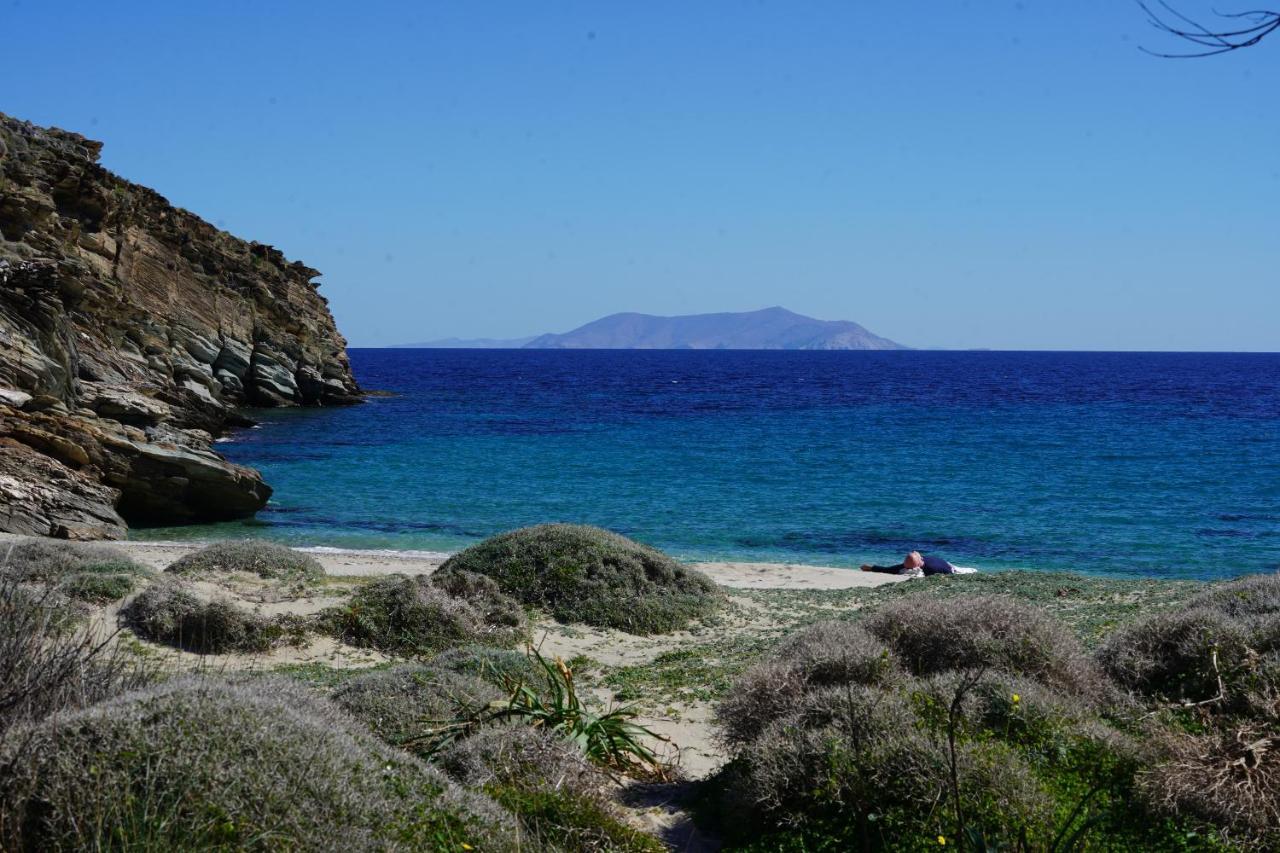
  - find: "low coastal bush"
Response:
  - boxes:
[1098,573,1280,705]
[1097,574,1280,846]
[717,621,902,748]
[441,726,663,853]
[166,539,324,584]
[0,576,147,739]
[1097,606,1252,704]
[431,644,545,689]
[122,578,279,654]
[331,664,503,755]
[0,676,517,851]
[710,610,1186,850]
[0,537,153,604]
[1189,573,1280,620]
[434,524,721,633]
[321,571,527,656]
[863,594,1110,701]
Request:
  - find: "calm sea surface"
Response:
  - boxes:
[133,350,1280,580]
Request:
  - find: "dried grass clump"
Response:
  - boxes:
[322,572,528,656]
[0,677,517,851]
[1140,723,1280,846]
[434,524,722,634]
[717,621,901,747]
[0,576,147,739]
[331,665,503,755]
[0,537,154,604]
[166,540,324,590]
[122,578,278,654]
[864,595,1108,701]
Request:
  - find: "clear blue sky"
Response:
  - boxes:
[3,1,1276,349]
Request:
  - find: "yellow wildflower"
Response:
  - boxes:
[938,836,947,845]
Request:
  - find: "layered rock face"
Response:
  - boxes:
[0,113,360,539]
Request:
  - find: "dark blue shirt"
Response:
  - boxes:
[921,555,955,575]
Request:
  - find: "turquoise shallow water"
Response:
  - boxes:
[133,350,1280,580]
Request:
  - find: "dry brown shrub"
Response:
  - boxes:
[122,578,278,654]
[716,621,900,748]
[1141,723,1280,846]
[863,595,1108,701]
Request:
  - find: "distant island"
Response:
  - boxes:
[397,307,905,350]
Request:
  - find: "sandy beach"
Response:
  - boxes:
[107,539,910,590]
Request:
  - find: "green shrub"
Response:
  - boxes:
[487,784,666,853]
[440,725,664,852]
[431,645,545,690]
[322,572,527,656]
[0,676,518,851]
[331,665,503,755]
[711,611,1185,850]
[166,540,324,583]
[434,524,721,633]
[863,594,1109,701]
[438,723,603,796]
[122,578,279,654]
[0,537,154,604]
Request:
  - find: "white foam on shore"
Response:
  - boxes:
[294,545,455,560]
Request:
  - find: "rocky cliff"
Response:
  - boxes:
[0,113,361,539]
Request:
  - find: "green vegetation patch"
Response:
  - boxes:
[166,540,324,586]
[706,612,1224,851]
[331,664,503,756]
[840,570,1207,646]
[320,571,528,656]
[434,523,722,634]
[0,537,154,604]
[440,725,665,852]
[0,676,518,851]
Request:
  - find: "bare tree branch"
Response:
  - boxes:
[1138,1,1280,56]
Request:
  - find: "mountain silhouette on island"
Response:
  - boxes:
[400,307,905,350]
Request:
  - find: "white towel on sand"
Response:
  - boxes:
[903,566,978,579]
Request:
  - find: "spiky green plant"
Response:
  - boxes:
[406,646,672,779]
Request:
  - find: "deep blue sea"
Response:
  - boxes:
[134,350,1280,580]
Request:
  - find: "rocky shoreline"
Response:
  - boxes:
[0,113,360,539]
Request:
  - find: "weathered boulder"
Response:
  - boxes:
[0,112,358,538]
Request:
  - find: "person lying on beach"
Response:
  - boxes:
[860,550,956,576]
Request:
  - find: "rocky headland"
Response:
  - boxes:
[0,112,360,539]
